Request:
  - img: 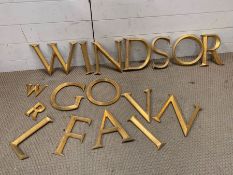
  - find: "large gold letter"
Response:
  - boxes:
[128,116,165,150]
[153,95,201,136]
[86,78,121,106]
[122,89,151,123]
[10,117,52,160]
[124,38,151,71]
[151,37,170,69]
[172,34,203,66]
[201,34,223,66]
[79,41,94,74]
[55,116,92,156]
[93,40,122,74]
[25,102,46,121]
[50,82,85,111]
[26,84,48,97]
[93,110,133,149]
[30,42,77,75]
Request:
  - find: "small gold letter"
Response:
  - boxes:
[25,102,46,121]
[26,84,48,97]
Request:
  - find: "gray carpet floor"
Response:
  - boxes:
[0,53,233,174]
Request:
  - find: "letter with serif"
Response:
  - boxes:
[93,110,133,149]
[30,42,77,75]
[153,95,201,136]
[55,116,92,156]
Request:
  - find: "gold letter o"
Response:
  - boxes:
[172,34,203,65]
[86,78,121,106]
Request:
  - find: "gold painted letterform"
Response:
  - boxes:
[55,116,92,156]
[122,89,151,123]
[153,95,201,136]
[26,84,47,97]
[93,40,122,74]
[30,42,77,75]
[128,116,165,150]
[201,34,223,66]
[124,38,151,71]
[10,117,52,160]
[93,110,133,149]
[86,78,121,106]
[25,102,46,121]
[151,37,170,69]
[50,82,85,111]
[79,41,94,74]
[172,34,203,66]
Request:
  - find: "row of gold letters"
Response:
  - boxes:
[11,78,202,160]
[31,34,223,75]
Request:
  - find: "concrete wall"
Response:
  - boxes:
[0,0,233,72]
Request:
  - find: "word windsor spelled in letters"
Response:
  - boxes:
[30,34,223,75]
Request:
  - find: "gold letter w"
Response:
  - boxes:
[153,95,201,136]
[30,42,77,75]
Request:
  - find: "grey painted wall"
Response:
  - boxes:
[0,0,232,72]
